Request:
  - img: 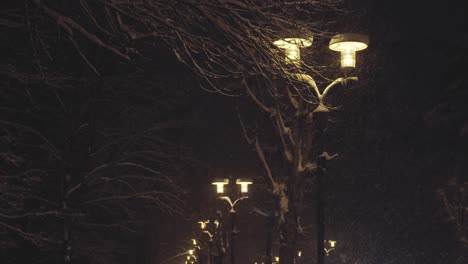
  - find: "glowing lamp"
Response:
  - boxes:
[298,251,302,257]
[329,33,368,68]
[236,178,253,193]
[198,220,209,229]
[212,179,229,193]
[273,37,313,64]
[188,249,194,255]
[329,240,336,248]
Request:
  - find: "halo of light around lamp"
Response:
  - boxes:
[273,37,313,64]
[211,179,229,193]
[236,178,253,193]
[329,33,369,68]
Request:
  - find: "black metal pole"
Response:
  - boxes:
[313,111,328,264]
[316,166,325,264]
[265,213,273,264]
[230,212,236,264]
[208,240,212,264]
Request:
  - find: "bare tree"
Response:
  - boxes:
[0,18,197,264]
[2,1,358,263]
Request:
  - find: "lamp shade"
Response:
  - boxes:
[211,179,229,193]
[198,220,209,229]
[274,37,313,64]
[236,178,253,193]
[329,33,368,68]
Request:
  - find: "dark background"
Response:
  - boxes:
[1,1,467,264]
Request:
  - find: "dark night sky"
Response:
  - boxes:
[1,1,467,264]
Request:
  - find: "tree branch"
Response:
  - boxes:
[274,106,292,162]
[290,73,322,100]
[254,138,276,187]
[243,77,274,113]
[31,0,130,60]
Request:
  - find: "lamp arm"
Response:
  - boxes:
[232,196,248,207]
[230,196,248,213]
[220,196,234,208]
[321,77,358,101]
[203,230,213,239]
[324,247,334,256]
[289,73,322,99]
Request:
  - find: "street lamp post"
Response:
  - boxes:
[324,240,336,256]
[211,178,253,264]
[273,33,368,264]
[266,211,275,264]
[199,219,221,264]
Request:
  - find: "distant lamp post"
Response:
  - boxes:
[197,220,214,264]
[212,178,252,213]
[198,220,210,229]
[324,240,337,256]
[274,256,280,264]
[212,179,229,194]
[274,32,368,264]
[197,218,222,264]
[191,239,201,251]
[187,253,197,262]
[211,178,253,264]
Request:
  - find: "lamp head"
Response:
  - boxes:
[274,37,313,64]
[236,178,253,193]
[211,179,229,193]
[198,220,209,229]
[329,33,368,68]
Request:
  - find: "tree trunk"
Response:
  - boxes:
[316,170,324,264]
[279,214,298,264]
[279,183,298,264]
[265,213,274,264]
[314,114,328,264]
[230,212,237,264]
